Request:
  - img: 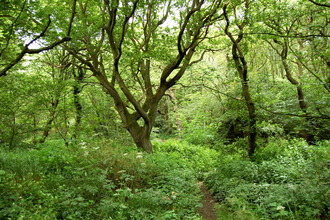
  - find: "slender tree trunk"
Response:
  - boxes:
[73,85,82,139]
[239,62,257,158]
[270,55,275,85]
[165,96,171,133]
[39,96,59,143]
[296,39,304,79]
[9,113,16,149]
[168,89,182,138]
[243,87,257,158]
[33,116,37,143]
[72,66,84,139]
[281,44,308,112]
[223,1,256,158]
[324,59,330,90]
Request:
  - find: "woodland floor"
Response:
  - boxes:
[198,182,218,220]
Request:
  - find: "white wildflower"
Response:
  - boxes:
[136,155,143,159]
[80,141,87,149]
[123,153,128,156]
[277,206,285,210]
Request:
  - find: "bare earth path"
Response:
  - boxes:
[198,182,217,220]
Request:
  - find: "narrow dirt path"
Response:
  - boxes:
[198,182,217,220]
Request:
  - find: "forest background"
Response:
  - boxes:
[1,0,330,219]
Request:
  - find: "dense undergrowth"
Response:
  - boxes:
[0,138,219,219]
[205,137,330,220]
[1,136,329,220]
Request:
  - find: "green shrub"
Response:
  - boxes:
[152,139,220,179]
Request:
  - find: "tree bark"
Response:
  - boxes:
[127,122,153,153]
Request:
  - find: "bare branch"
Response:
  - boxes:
[156,0,171,26]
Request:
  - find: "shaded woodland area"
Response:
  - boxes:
[1,0,330,219]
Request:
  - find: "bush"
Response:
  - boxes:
[152,139,220,179]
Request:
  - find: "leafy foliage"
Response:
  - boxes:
[205,138,330,219]
[0,138,219,219]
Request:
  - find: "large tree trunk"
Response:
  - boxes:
[121,100,160,153]
[128,125,153,153]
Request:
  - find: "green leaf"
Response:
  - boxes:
[119,204,127,209]
[75,197,84,202]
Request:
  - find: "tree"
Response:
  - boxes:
[65,0,222,152]
[37,49,75,144]
[223,0,257,157]
[252,0,330,141]
[259,1,308,113]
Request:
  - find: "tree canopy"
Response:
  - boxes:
[1,0,329,154]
